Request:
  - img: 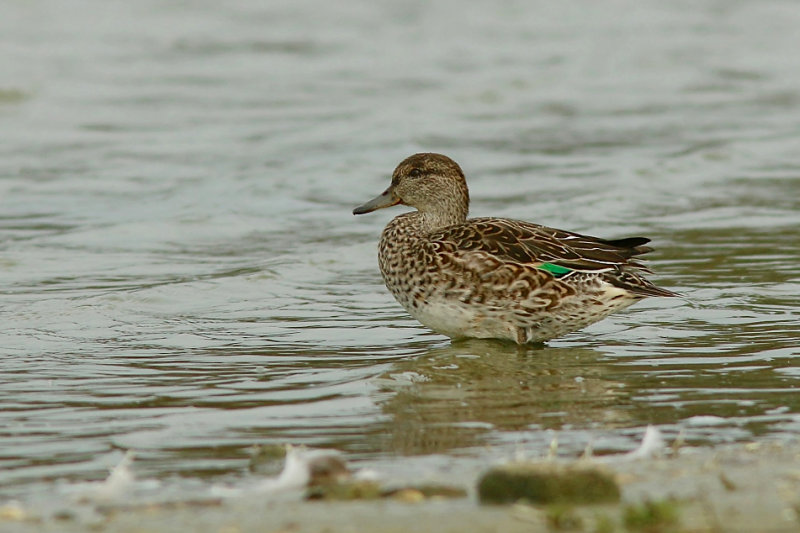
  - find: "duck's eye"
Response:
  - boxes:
[408,168,422,178]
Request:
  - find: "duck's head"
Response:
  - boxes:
[353,153,470,224]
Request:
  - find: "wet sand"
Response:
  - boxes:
[4,440,799,533]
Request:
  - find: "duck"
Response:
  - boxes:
[353,153,677,344]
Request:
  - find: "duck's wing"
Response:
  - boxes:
[429,217,655,274]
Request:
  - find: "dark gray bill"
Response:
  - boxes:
[352,188,400,215]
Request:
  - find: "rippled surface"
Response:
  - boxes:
[1,0,799,503]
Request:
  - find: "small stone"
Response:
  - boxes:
[306,481,382,501]
[308,454,350,486]
[53,510,75,521]
[382,484,467,500]
[0,502,25,521]
[719,472,737,491]
[391,489,425,503]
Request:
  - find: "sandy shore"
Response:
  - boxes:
[3,440,800,533]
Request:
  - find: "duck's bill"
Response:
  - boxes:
[352,189,400,215]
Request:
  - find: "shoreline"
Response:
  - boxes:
[3,439,799,533]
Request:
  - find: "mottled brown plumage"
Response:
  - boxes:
[353,153,677,344]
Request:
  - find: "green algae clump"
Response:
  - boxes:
[477,463,620,505]
[622,499,679,531]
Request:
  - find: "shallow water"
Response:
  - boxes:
[1,0,799,506]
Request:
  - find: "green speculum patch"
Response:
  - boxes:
[537,262,572,277]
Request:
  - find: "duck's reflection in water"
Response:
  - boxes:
[372,340,631,456]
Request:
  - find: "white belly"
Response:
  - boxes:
[405,298,517,342]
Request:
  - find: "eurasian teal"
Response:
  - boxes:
[353,153,677,344]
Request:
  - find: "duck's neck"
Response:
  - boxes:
[415,204,469,233]
[405,174,470,233]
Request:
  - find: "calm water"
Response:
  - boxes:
[2,0,799,506]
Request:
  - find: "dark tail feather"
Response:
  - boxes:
[599,237,654,257]
[607,271,680,298]
[630,284,680,298]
